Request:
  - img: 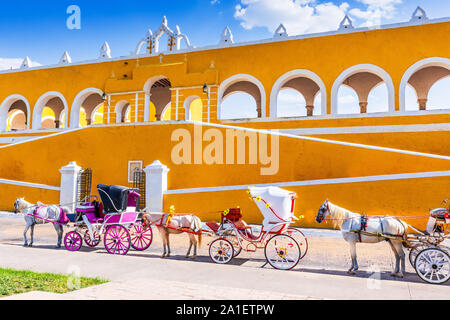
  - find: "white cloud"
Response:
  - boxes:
[234,0,402,36]
[0,58,41,71]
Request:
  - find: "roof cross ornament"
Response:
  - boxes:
[135,16,193,56]
[99,41,112,59]
[20,56,32,69]
[60,51,72,64]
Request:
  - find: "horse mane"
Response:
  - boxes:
[328,202,354,229]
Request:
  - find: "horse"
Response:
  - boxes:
[315,200,409,278]
[142,211,202,259]
[14,198,71,248]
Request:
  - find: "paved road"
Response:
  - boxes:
[1,214,449,300]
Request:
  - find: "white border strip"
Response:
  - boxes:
[0,179,60,191]
[166,171,450,195]
[280,123,450,135]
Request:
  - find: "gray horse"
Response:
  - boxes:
[14,198,70,248]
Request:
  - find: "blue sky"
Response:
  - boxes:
[0,0,448,116]
[0,0,448,65]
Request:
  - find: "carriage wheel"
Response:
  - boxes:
[409,244,430,267]
[209,239,234,264]
[104,225,131,255]
[64,231,83,252]
[265,234,301,270]
[287,228,309,260]
[130,222,153,251]
[415,248,450,284]
[84,230,101,248]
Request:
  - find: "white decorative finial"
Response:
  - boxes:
[274,24,288,38]
[59,51,72,64]
[99,41,111,59]
[220,26,234,45]
[162,16,168,27]
[411,6,428,22]
[21,56,32,69]
[146,29,153,40]
[338,15,354,31]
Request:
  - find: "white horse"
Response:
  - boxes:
[142,211,202,259]
[316,200,409,278]
[14,198,70,248]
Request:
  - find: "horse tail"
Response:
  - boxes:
[195,217,202,248]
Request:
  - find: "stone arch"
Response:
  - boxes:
[399,57,450,111]
[331,64,395,115]
[33,91,69,130]
[184,95,203,121]
[217,74,266,119]
[0,94,31,131]
[115,100,131,123]
[270,69,327,118]
[143,76,172,121]
[70,88,105,128]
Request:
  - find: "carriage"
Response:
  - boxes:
[406,202,450,284]
[64,184,153,255]
[205,186,308,270]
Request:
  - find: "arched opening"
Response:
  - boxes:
[33,92,69,130]
[161,103,171,121]
[184,96,203,121]
[144,76,172,121]
[221,92,258,119]
[0,95,30,132]
[70,88,105,128]
[400,58,450,111]
[331,64,394,115]
[115,100,131,123]
[218,74,266,120]
[271,70,327,117]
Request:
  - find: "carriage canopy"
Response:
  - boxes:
[249,187,296,230]
[97,185,140,213]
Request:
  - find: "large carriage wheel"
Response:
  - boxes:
[129,222,153,251]
[264,234,300,270]
[287,228,309,260]
[224,229,242,257]
[209,239,234,264]
[104,225,131,255]
[415,248,450,284]
[84,230,101,248]
[64,231,83,252]
[408,244,430,268]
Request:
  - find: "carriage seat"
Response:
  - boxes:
[430,208,450,220]
[97,185,141,213]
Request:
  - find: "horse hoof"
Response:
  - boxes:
[28,244,33,248]
[396,273,404,278]
[190,256,196,260]
[390,272,396,277]
[347,270,355,275]
[161,254,166,258]
[23,244,28,247]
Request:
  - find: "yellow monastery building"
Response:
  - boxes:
[0,8,449,228]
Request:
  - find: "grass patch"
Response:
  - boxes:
[0,268,107,297]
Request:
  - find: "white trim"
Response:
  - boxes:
[70,88,104,128]
[399,57,450,111]
[0,178,60,191]
[166,171,450,195]
[270,69,327,118]
[331,64,395,115]
[33,91,69,130]
[280,123,450,135]
[0,94,31,132]
[217,74,266,119]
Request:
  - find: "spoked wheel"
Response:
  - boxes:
[265,234,301,270]
[209,239,234,264]
[64,231,83,252]
[409,244,430,267]
[84,230,101,248]
[129,222,153,251]
[104,224,131,255]
[415,248,450,284]
[287,228,309,260]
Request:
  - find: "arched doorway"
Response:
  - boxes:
[115,100,132,123]
[33,92,69,129]
[184,96,203,121]
[70,88,105,128]
[144,76,172,121]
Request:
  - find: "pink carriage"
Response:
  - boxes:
[207,186,308,270]
[64,184,153,255]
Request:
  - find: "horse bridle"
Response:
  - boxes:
[316,200,330,223]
